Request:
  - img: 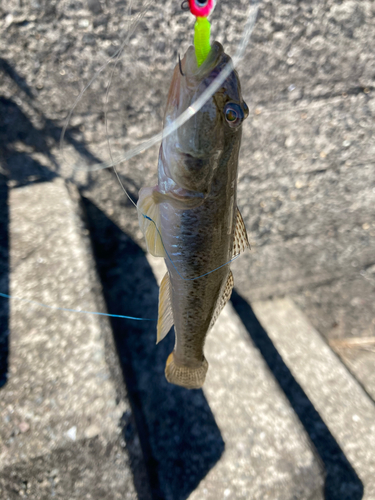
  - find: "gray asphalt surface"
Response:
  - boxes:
[0,0,374,498]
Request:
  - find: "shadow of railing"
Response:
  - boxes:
[0,57,105,180]
[0,174,9,388]
[231,290,364,500]
[81,197,225,500]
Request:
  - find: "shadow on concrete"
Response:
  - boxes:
[0,59,108,387]
[0,58,34,99]
[0,436,141,498]
[0,96,59,186]
[0,58,147,197]
[0,174,9,388]
[0,57,104,182]
[231,290,364,500]
[81,197,225,500]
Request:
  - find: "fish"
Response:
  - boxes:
[137,41,250,389]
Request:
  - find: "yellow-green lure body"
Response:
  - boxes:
[194,16,211,66]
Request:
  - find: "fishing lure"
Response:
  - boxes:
[188,0,216,66]
[63,1,259,172]
[188,0,216,18]
[194,16,211,67]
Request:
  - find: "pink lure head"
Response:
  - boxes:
[188,0,215,17]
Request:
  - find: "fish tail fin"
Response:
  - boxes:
[165,353,208,389]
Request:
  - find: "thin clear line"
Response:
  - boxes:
[0,293,156,321]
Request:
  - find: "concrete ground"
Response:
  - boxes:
[0,0,374,499]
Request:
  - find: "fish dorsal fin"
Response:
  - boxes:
[137,186,166,258]
[209,270,234,331]
[157,272,174,344]
[233,207,250,257]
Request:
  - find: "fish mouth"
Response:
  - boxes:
[181,41,225,80]
[164,41,225,129]
[162,41,227,177]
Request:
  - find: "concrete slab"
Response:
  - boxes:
[2,0,374,415]
[252,298,375,500]
[0,179,147,499]
[192,303,325,500]
[147,255,324,500]
[291,275,375,403]
[329,341,375,402]
[0,438,138,500]
[1,0,374,496]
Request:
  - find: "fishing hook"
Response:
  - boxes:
[181,0,189,11]
[178,53,185,76]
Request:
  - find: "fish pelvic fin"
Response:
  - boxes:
[137,186,166,258]
[233,207,250,257]
[209,270,234,331]
[165,353,208,389]
[157,272,174,344]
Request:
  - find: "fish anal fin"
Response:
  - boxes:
[157,272,174,344]
[209,270,234,331]
[137,186,166,258]
[233,207,250,257]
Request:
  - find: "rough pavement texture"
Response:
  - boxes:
[251,298,375,500]
[231,0,375,400]
[0,438,138,500]
[0,0,375,498]
[0,180,148,499]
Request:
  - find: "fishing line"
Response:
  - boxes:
[39,0,259,320]
[59,0,153,170]
[104,0,144,210]
[66,0,260,172]
[0,293,156,321]
[137,0,258,281]
[60,0,259,279]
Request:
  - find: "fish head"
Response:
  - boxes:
[162,42,249,194]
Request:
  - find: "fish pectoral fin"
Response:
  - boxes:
[233,207,250,257]
[137,186,166,258]
[157,272,174,344]
[209,270,234,330]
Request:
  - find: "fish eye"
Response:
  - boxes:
[224,103,244,128]
[195,0,209,6]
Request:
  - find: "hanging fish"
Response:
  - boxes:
[137,41,250,389]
